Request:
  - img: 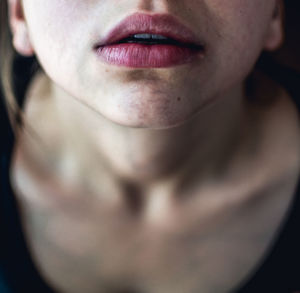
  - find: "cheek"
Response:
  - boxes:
[23,1,94,85]
[206,0,275,90]
[213,0,274,55]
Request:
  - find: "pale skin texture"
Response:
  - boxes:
[7,0,300,292]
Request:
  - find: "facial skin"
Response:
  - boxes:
[10,0,283,129]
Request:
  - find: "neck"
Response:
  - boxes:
[51,80,246,195]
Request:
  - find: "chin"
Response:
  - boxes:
[101,105,198,130]
[92,85,201,129]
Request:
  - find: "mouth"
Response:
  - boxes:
[94,13,205,68]
[104,33,203,50]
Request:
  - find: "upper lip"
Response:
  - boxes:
[96,12,204,48]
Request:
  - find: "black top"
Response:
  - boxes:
[0,54,300,293]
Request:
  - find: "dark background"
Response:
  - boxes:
[275,0,300,70]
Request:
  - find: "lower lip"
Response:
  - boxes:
[95,43,203,68]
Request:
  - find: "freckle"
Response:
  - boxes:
[177,97,181,102]
[105,69,109,73]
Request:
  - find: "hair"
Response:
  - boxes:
[0,0,39,128]
[0,0,16,120]
[0,0,299,127]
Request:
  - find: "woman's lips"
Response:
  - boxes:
[94,13,205,68]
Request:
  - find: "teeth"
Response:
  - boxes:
[133,33,168,40]
[151,34,168,40]
[134,34,152,39]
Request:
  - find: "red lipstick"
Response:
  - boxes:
[94,13,205,68]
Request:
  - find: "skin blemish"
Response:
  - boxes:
[177,97,181,102]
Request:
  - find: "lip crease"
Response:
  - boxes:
[94,12,205,68]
